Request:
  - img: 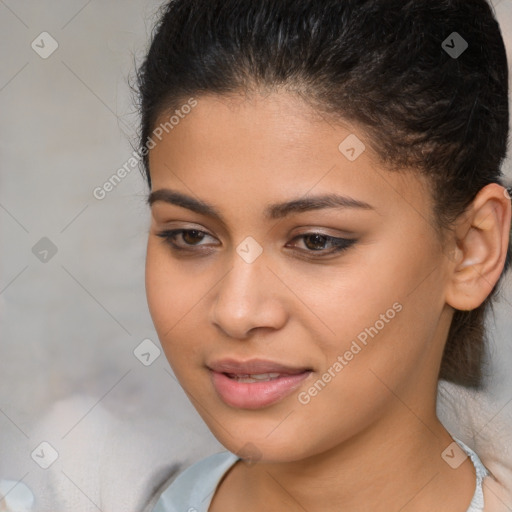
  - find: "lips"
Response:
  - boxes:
[207,358,313,409]
[207,358,312,376]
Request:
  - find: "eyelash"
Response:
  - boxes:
[155,229,357,257]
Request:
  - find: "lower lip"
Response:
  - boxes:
[209,370,312,409]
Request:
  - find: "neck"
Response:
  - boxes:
[233,407,477,512]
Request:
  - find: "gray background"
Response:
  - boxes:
[0,1,511,511]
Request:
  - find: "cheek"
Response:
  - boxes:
[275,260,393,348]
[145,241,168,330]
[144,241,211,365]
[145,241,188,324]
[144,241,189,347]
[281,245,439,384]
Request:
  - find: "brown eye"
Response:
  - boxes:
[287,232,357,256]
[302,233,329,251]
[181,230,206,245]
[155,229,216,250]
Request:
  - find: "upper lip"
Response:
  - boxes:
[207,358,312,375]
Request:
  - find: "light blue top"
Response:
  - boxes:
[150,437,489,512]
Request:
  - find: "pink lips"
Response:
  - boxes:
[207,358,313,409]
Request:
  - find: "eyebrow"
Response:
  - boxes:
[147,188,375,222]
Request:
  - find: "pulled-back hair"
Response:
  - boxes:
[135,0,512,388]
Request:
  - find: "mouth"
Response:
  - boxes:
[222,372,297,383]
[207,357,312,375]
[207,358,313,409]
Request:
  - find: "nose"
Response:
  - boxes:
[209,248,287,339]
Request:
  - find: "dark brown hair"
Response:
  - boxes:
[135,0,512,388]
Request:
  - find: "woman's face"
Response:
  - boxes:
[145,91,453,462]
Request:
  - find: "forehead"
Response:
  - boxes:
[149,91,374,170]
[148,91,432,224]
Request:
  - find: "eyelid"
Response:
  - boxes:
[287,232,356,253]
[155,221,353,239]
[157,228,217,244]
[153,226,349,245]
[155,227,357,257]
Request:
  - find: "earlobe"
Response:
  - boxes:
[444,183,511,312]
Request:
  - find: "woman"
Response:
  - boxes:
[136,0,512,510]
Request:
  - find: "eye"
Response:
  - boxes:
[155,228,356,257]
[286,232,357,255]
[155,229,216,251]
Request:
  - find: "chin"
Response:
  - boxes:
[209,427,315,464]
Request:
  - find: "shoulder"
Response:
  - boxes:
[149,451,240,512]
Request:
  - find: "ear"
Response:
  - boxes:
[445,183,511,311]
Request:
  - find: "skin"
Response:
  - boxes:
[145,91,511,512]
